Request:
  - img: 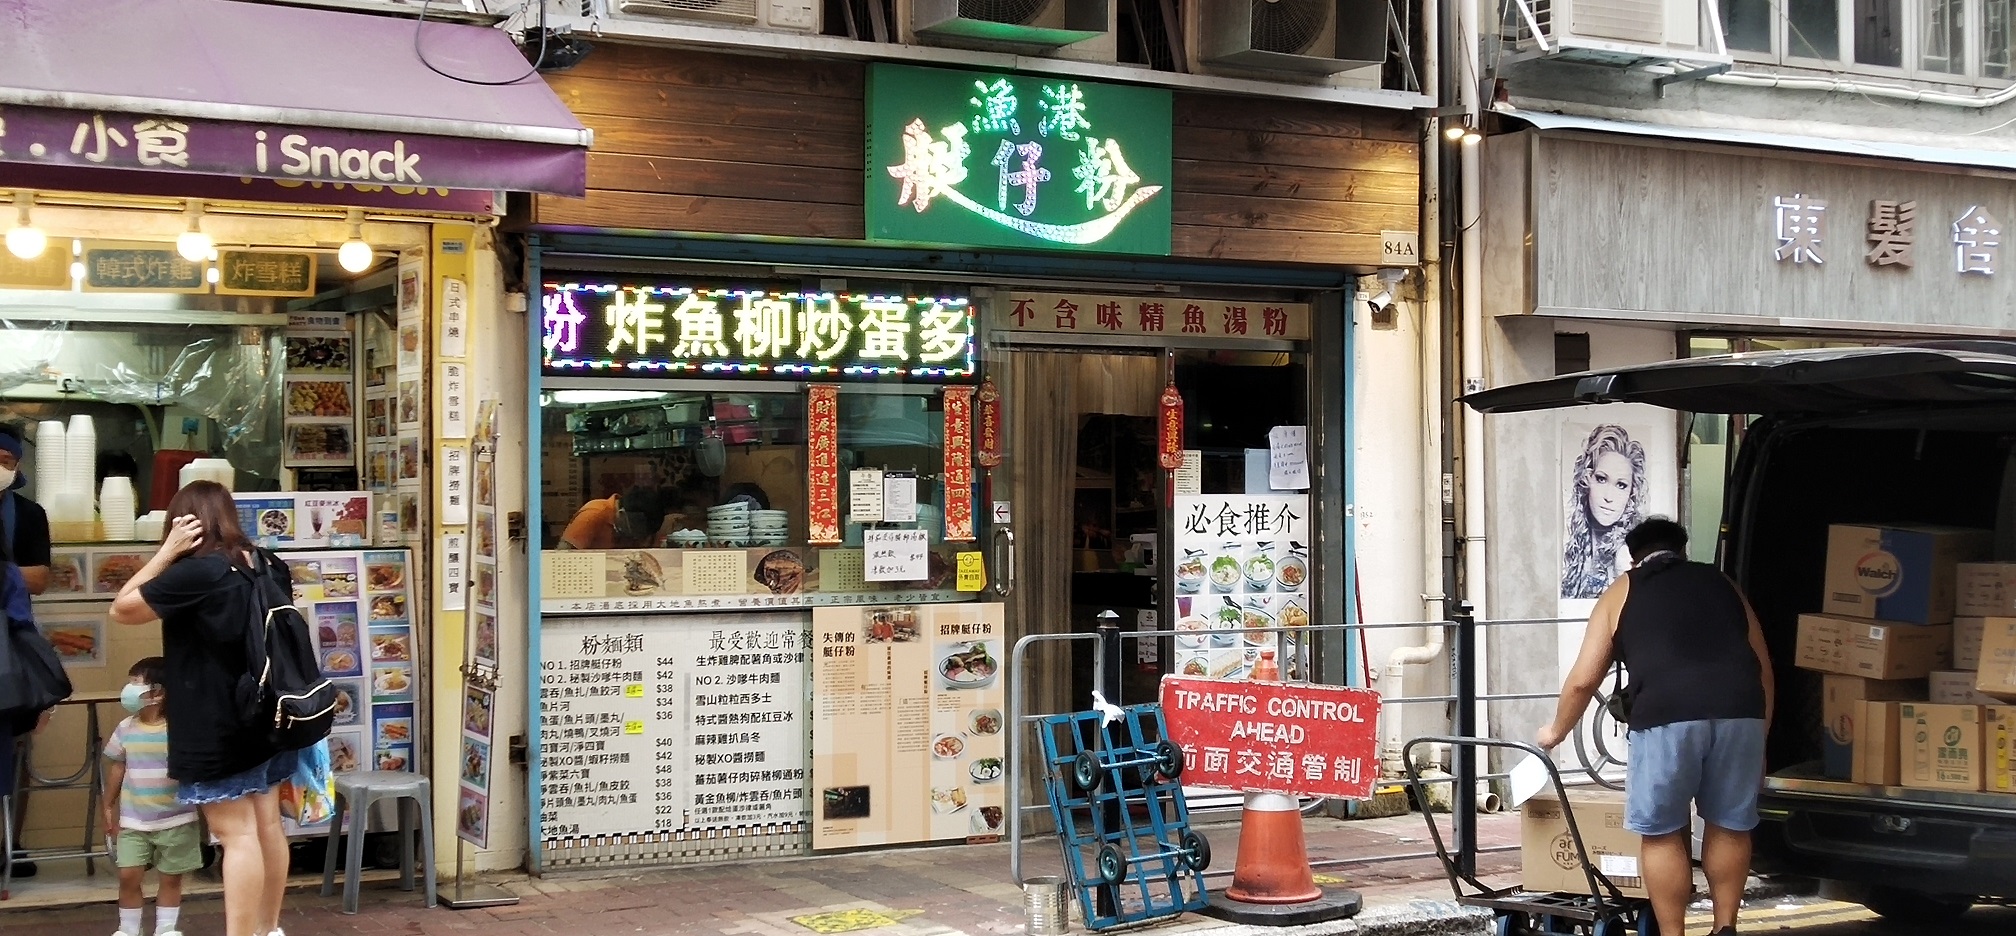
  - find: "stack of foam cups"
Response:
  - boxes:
[64,415,97,524]
[33,420,64,504]
[99,476,136,540]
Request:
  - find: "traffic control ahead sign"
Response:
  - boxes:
[1159,677,1381,801]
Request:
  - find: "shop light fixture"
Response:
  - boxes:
[7,193,47,261]
[337,209,373,274]
[1443,123,1466,141]
[176,200,214,263]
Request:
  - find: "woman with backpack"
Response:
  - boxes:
[111,481,297,936]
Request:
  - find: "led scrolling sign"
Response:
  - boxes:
[866,64,1174,256]
[541,283,975,381]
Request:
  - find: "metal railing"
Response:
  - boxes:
[1005,607,1626,885]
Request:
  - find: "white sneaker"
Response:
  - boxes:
[111,931,137,936]
[159,931,182,936]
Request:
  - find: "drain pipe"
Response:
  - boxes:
[1455,0,1492,809]
[1380,0,1452,781]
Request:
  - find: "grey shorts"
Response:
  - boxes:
[1625,718,1766,836]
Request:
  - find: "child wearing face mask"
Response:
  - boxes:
[103,657,198,936]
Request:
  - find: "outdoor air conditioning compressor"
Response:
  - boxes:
[1198,0,1388,75]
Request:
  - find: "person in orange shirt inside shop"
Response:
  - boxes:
[557,485,668,550]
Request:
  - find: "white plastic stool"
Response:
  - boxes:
[319,771,436,914]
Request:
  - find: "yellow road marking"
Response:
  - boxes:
[1311,874,1350,886]
[1685,901,1875,929]
[790,909,915,933]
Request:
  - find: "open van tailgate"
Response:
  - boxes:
[1755,767,2016,898]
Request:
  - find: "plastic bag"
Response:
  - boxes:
[279,737,336,826]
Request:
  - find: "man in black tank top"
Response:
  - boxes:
[1537,519,1775,936]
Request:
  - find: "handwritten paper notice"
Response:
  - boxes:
[849,469,884,523]
[863,529,929,582]
[1267,426,1309,491]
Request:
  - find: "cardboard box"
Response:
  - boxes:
[1988,707,2016,794]
[1823,525,1992,625]
[1955,617,1989,671]
[1854,701,1904,786]
[1931,670,2001,706]
[1978,619,2016,700]
[1900,703,1986,792]
[1958,563,2016,617]
[1521,788,1646,898]
[1796,615,1952,680]
[1822,675,1924,779]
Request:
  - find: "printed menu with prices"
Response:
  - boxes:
[537,615,809,843]
[810,603,1008,850]
[1168,496,1310,682]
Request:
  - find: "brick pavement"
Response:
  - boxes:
[2,813,1521,936]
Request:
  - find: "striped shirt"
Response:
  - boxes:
[104,717,199,831]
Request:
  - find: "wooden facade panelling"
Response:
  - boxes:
[529,46,1419,268]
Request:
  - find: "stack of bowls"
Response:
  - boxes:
[707,502,751,547]
[750,510,789,546]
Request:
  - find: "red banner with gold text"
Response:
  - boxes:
[807,384,840,544]
[942,386,975,542]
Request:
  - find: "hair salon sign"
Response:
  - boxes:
[865,64,1173,256]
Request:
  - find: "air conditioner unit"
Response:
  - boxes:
[611,0,820,32]
[1510,0,1729,67]
[1198,0,1388,75]
[907,0,1107,46]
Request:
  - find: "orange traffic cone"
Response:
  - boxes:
[1225,792,1322,903]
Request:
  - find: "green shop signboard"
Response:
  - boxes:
[865,64,1173,256]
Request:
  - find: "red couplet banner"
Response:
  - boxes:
[1159,677,1381,801]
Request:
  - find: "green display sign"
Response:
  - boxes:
[865,64,1173,256]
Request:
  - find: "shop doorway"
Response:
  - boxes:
[994,346,1309,726]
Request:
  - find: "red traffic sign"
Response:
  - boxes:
[1160,677,1381,801]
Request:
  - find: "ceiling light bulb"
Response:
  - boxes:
[337,210,372,273]
[177,201,212,263]
[1444,124,1466,141]
[1461,130,1483,145]
[8,193,45,260]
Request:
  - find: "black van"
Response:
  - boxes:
[1465,341,2016,920]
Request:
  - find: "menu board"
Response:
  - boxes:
[278,547,417,833]
[232,492,374,550]
[539,546,971,614]
[1168,495,1310,682]
[537,614,810,844]
[284,314,358,470]
[810,603,1007,850]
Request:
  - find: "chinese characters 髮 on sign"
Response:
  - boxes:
[866,64,1173,256]
[1779,192,2008,277]
[541,282,975,380]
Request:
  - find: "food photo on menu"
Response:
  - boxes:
[330,679,363,726]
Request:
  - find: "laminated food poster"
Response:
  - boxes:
[1169,495,1310,682]
[280,547,417,834]
[810,603,1007,850]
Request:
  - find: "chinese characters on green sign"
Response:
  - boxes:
[865,64,1173,256]
[541,282,975,381]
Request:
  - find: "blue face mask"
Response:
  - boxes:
[120,683,154,714]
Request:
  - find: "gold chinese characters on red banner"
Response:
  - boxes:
[975,378,1002,470]
[807,385,841,544]
[1158,383,1184,471]
[942,386,975,542]
[994,292,1311,341]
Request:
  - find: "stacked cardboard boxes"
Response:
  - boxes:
[1797,525,1989,787]
[1794,529,2016,794]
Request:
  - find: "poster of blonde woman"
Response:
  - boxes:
[1560,424,1650,600]
[1557,411,1677,780]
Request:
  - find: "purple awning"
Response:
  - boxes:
[0,0,590,196]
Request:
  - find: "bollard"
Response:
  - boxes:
[1024,876,1071,936]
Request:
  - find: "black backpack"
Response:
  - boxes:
[234,549,336,750]
[0,614,71,723]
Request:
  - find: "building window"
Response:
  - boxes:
[1734,0,2012,83]
[1724,0,1775,51]
[1792,0,1842,58]
[1856,0,1905,65]
[1990,0,2016,74]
